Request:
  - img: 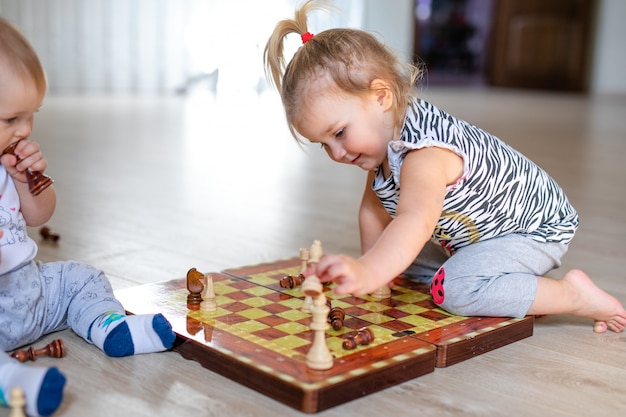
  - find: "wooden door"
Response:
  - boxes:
[487,0,596,91]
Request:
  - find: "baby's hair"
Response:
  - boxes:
[0,17,47,94]
[264,0,421,142]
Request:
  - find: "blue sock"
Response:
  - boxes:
[88,312,175,357]
[0,361,66,417]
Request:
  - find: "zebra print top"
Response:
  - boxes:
[371,97,579,253]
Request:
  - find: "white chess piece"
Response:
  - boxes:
[200,273,217,312]
[370,284,391,299]
[9,387,26,417]
[302,275,333,370]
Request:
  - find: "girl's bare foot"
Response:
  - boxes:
[562,269,626,333]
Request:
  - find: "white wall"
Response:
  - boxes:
[591,0,626,95]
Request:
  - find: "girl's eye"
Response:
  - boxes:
[334,128,345,138]
[5,117,17,124]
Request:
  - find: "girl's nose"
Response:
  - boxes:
[329,144,346,162]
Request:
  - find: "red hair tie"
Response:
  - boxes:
[301,32,314,44]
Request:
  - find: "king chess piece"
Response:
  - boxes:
[302,275,333,370]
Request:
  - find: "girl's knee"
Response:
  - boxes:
[429,267,479,316]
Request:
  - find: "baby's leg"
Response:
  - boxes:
[530,269,626,333]
[0,351,65,417]
[40,261,175,357]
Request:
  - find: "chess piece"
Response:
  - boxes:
[9,387,26,417]
[280,274,304,289]
[2,140,54,196]
[40,226,60,242]
[328,306,345,330]
[302,241,323,313]
[370,284,391,299]
[11,339,66,363]
[299,248,309,273]
[200,273,217,312]
[303,275,333,370]
[342,327,375,350]
[186,268,204,310]
[308,240,323,265]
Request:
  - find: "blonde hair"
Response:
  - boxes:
[0,17,47,94]
[264,0,421,142]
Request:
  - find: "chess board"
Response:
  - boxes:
[116,258,533,413]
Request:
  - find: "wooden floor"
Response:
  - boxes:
[4,86,626,416]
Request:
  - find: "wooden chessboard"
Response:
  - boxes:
[116,258,533,413]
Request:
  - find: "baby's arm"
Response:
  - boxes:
[313,147,463,295]
[0,140,56,226]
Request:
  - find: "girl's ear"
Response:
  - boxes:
[369,79,394,111]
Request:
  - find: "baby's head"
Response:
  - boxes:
[0,17,47,97]
[264,0,420,142]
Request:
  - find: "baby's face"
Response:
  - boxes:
[0,69,44,152]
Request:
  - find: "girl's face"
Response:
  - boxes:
[0,69,43,152]
[294,81,398,171]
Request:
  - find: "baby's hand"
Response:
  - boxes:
[1,139,48,184]
[305,254,380,296]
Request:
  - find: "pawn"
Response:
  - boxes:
[299,248,309,273]
[200,274,217,313]
[328,306,345,331]
[342,327,375,350]
[9,387,26,417]
[11,339,66,363]
[370,284,391,299]
[40,226,60,242]
[309,240,323,265]
[279,274,304,289]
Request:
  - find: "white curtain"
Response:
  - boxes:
[0,0,363,94]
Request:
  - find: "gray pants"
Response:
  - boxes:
[403,234,568,318]
[0,260,124,351]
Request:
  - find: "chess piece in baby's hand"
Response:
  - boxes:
[11,339,66,363]
[342,327,374,350]
[2,140,54,196]
[40,226,60,242]
[186,268,204,310]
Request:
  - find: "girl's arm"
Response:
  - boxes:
[358,171,391,255]
[312,146,463,295]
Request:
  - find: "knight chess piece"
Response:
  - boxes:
[186,268,204,310]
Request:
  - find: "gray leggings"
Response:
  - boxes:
[0,260,124,351]
[403,234,568,318]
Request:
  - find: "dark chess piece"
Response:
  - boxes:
[40,226,60,242]
[279,274,304,289]
[186,268,204,310]
[342,327,374,350]
[2,141,54,196]
[11,339,66,362]
[328,306,345,330]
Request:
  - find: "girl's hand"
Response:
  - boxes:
[305,254,385,296]
[1,139,48,185]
